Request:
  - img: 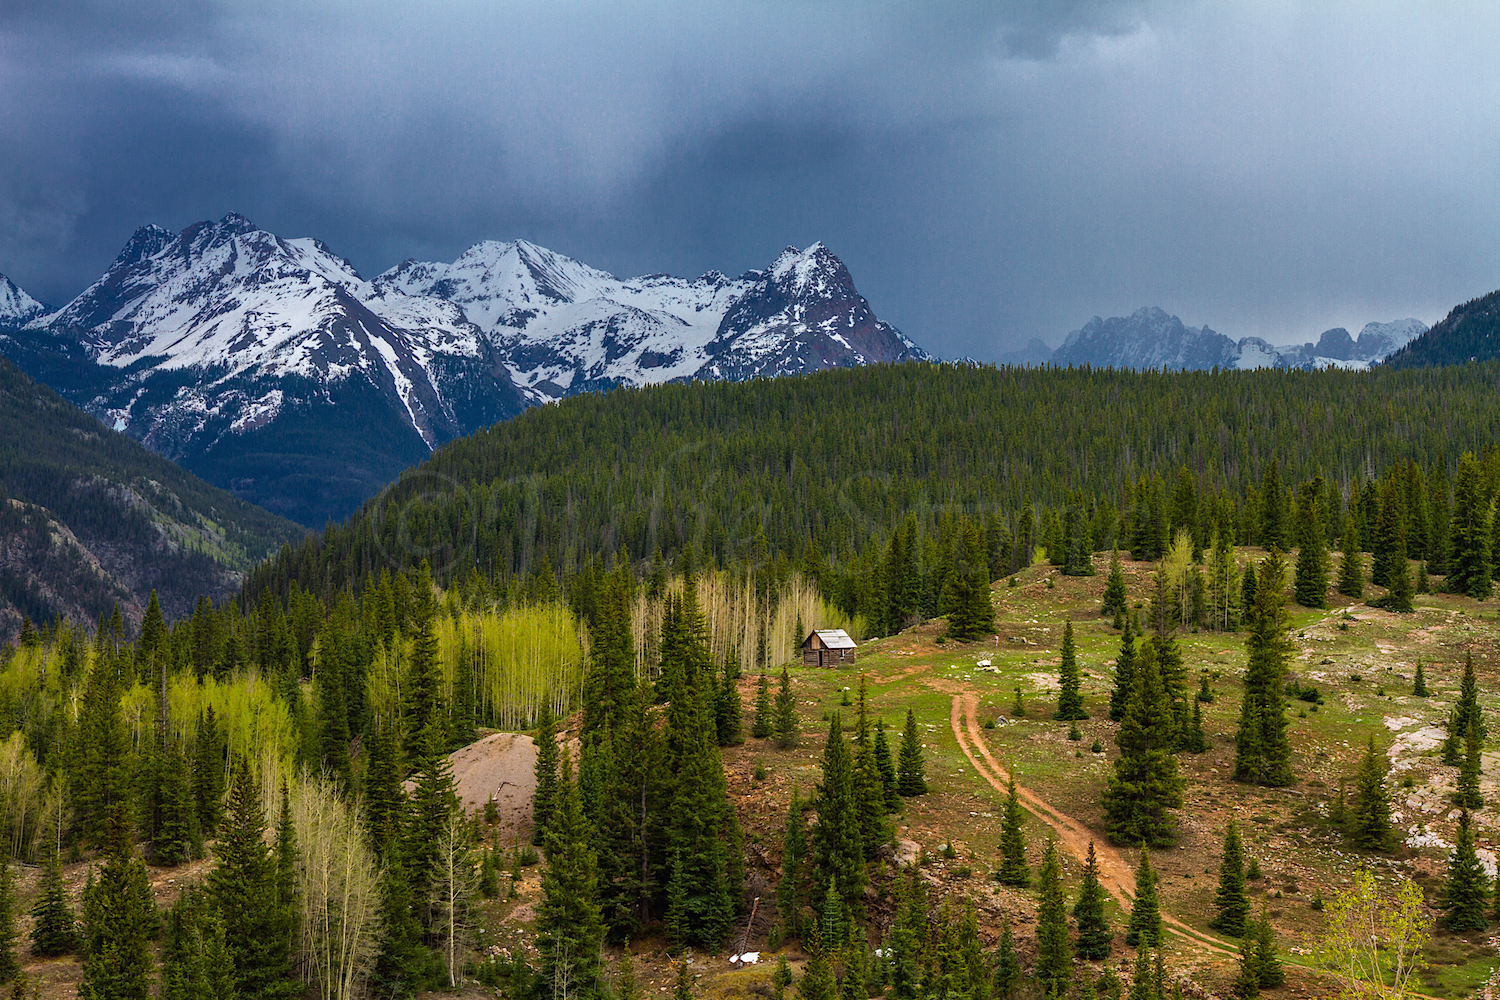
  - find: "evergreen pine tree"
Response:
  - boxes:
[1034,837,1071,999]
[716,655,744,746]
[1456,717,1484,809]
[1259,461,1286,551]
[1127,940,1154,1000]
[1182,698,1209,754]
[0,861,17,984]
[1233,548,1295,787]
[796,950,836,1000]
[208,761,298,1000]
[993,922,1021,998]
[1413,660,1429,697]
[774,667,799,749]
[1230,936,1260,1000]
[1248,904,1284,989]
[945,519,996,640]
[403,560,445,756]
[896,708,927,797]
[79,805,156,1000]
[1444,653,1486,765]
[192,707,227,838]
[537,758,604,997]
[1293,477,1329,608]
[1102,641,1183,848]
[851,681,889,857]
[29,849,76,956]
[1348,735,1393,852]
[532,700,560,845]
[1441,808,1489,931]
[1102,546,1128,624]
[1109,618,1137,722]
[1055,618,1088,720]
[1448,452,1493,599]
[1124,845,1162,948]
[752,672,774,738]
[1074,840,1113,960]
[996,773,1029,888]
[873,721,900,812]
[1208,822,1250,937]
[1336,518,1364,598]
[777,790,807,938]
[812,714,867,914]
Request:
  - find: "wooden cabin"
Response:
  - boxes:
[802,629,857,667]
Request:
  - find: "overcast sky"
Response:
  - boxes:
[3,1,1499,359]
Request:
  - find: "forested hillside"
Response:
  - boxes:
[0,358,304,639]
[248,360,1500,629]
[1385,288,1500,368]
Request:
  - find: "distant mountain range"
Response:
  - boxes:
[1044,307,1426,371]
[0,216,927,525]
[0,357,303,638]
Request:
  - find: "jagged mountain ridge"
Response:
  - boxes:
[377,238,928,398]
[0,274,45,326]
[6,214,527,525]
[1044,306,1425,371]
[2,215,927,526]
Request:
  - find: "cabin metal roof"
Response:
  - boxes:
[807,628,856,649]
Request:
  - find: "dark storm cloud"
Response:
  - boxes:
[4,2,1499,359]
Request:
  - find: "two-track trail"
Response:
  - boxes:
[948,691,1235,957]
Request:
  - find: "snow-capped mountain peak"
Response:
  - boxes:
[382,239,927,400]
[0,274,45,326]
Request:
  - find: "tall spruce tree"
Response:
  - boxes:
[583,565,638,739]
[1441,808,1489,931]
[30,849,76,956]
[1109,617,1137,722]
[945,518,996,640]
[1102,640,1183,847]
[532,701,560,845]
[1259,461,1286,551]
[1102,546,1128,624]
[897,708,927,797]
[537,758,604,995]
[1448,452,1493,599]
[1074,840,1113,960]
[812,714,866,915]
[1413,660,1429,697]
[1034,837,1071,999]
[1336,517,1364,599]
[777,790,808,938]
[0,861,16,985]
[1348,735,1393,852]
[208,761,298,1000]
[1055,618,1088,720]
[752,672,774,738]
[996,773,1029,888]
[1444,653,1486,765]
[774,667,799,749]
[79,806,155,1000]
[873,721,900,812]
[1208,822,1250,937]
[1293,477,1329,608]
[1124,844,1162,948]
[1233,548,1295,787]
[1247,903,1284,989]
[1456,717,1484,809]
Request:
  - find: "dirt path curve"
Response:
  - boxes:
[948,691,1236,957]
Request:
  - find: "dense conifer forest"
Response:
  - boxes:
[5,359,1500,998]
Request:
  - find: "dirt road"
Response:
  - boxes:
[948,691,1235,957]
